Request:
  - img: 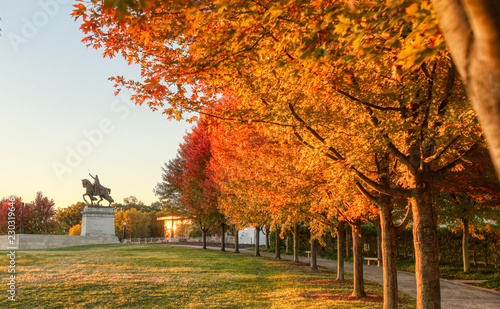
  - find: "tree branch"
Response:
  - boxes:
[187,108,294,127]
[335,89,407,112]
[211,31,271,68]
[292,129,339,161]
[424,135,461,163]
[387,141,417,174]
[355,182,380,206]
[438,63,457,115]
[288,102,345,160]
[352,167,413,198]
[436,140,479,174]
[395,201,412,235]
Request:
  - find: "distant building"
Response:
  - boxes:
[238,227,266,245]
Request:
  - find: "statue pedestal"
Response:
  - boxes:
[81,206,117,237]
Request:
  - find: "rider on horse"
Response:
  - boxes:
[89,173,107,196]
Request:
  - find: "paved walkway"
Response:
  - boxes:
[173,244,500,309]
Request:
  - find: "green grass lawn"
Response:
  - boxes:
[396,259,500,290]
[1,244,415,308]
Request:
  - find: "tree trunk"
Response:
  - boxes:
[351,222,366,298]
[234,229,240,253]
[411,186,441,309]
[255,226,261,257]
[311,236,318,270]
[462,218,470,273]
[202,228,207,250]
[484,247,489,267]
[336,221,345,280]
[473,249,477,266]
[346,224,351,258]
[221,222,226,252]
[380,198,398,309]
[275,226,281,260]
[432,0,500,179]
[293,224,299,262]
[376,222,382,266]
[265,225,270,249]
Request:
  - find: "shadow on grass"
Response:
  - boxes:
[0,244,416,308]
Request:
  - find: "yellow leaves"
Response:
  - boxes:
[267,5,285,18]
[450,162,465,172]
[395,0,444,69]
[405,3,420,16]
[385,26,403,47]
[334,15,351,35]
[217,3,229,14]
[321,10,337,30]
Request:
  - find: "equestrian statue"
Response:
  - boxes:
[82,173,114,206]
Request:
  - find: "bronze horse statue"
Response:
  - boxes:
[82,179,114,206]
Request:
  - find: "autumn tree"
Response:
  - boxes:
[112,197,165,238]
[69,224,82,236]
[209,120,273,256]
[115,208,151,238]
[155,118,224,248]
[74,2,482,308]
[154,156,187,217]
[318,179,379,298]
[209,117,337,262]
[436,143,500,272]
[55,202,86,234]
[1,193,56,235]
[0,197,24,234]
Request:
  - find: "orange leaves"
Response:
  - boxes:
[72,3,87,18]
[77,1,483,238]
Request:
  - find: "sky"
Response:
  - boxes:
[0,0,193,209]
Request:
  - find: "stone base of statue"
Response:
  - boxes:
[81,205,117,237]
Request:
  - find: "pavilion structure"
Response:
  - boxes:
[157,216,189,240]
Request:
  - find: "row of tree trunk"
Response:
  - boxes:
[265,219,398,308]
[200,220,402,309]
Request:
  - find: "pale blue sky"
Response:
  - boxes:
[0,1,192,208]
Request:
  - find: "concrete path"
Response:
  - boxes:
[174,244,500,309]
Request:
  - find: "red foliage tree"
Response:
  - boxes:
[23,192,57,234]
[155,118,224,248]
[0,197,24,234]
[0,192,56,235]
